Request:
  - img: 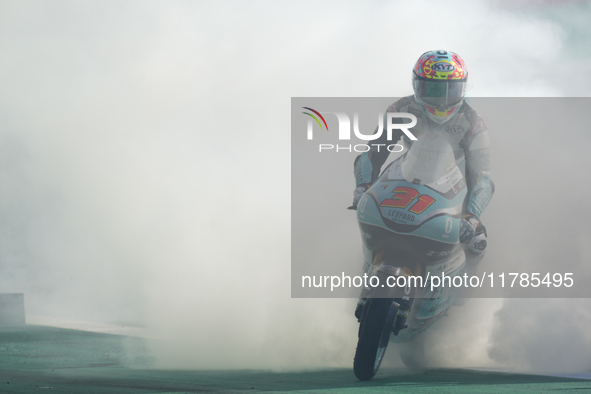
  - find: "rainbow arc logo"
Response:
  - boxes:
[302,107,328,131]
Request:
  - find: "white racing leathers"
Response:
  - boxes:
[354,95,494,263]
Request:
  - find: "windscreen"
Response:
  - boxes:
[401,133,457,186]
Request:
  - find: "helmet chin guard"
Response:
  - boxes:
[415,95,464,124]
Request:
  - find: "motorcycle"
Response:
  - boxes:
[352,134,468,381]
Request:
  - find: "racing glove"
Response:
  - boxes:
[459,214,479,243]
[349,183,371,210]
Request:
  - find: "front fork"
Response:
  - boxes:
[358,250,419,336]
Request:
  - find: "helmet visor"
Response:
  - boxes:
[413,77,466,109]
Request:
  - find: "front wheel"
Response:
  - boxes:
[353,298,398,381]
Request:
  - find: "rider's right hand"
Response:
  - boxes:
[349,184,371,210]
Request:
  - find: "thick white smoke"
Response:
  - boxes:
[1,0,591,372]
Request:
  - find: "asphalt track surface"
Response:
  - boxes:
[1,326,591,393]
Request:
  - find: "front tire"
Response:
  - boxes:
[353,298,398,381]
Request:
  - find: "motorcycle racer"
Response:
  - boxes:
[352,50,494,314]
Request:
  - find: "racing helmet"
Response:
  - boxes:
[412,50,468,124]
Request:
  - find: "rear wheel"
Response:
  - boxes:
[353,298,398,381]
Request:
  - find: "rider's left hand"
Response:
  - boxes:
[348,184,370,210]
[459,214,479,243]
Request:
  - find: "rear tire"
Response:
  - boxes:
[353,298,398,381]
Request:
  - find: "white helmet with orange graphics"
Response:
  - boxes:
[412,50,468,124]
